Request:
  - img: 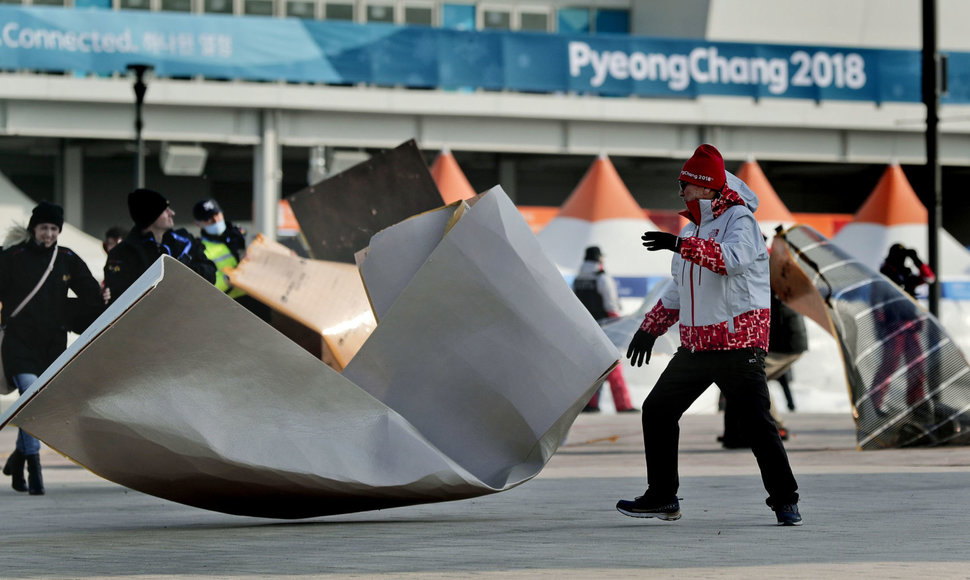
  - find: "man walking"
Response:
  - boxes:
[618,144,801,526]
[104,188,216,305]
[572,245,636,413]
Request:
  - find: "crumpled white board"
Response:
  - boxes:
[0,187,617,519]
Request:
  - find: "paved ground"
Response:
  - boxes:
[1,411,969,579]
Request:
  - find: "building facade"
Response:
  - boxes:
[1,0,969,243]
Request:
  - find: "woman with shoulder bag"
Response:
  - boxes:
[0,202,104,495]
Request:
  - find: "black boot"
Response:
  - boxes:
[24,454,44,496]
[3,450,27,493]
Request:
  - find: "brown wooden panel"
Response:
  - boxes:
[287,139,443,262]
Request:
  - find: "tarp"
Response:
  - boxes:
[0,186,617,518]
[773,224,970,449]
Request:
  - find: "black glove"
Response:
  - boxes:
[642,231,680,252]
[626,329,657,367]
[907,249,923,266]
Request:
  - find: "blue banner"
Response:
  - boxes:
[1,5,967,104]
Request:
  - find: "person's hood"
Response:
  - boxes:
[725,170,759,213]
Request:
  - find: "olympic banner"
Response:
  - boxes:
[1,5,968,104]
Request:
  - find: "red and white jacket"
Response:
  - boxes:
[640,172,771,352]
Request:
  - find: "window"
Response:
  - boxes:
[519,11,549,32]
[119,0,151,10]
[286,0,315,18]
[161,0,192,11]
[442,3,474,30]
[404,5,432,26]
[366,3,394,22]
[244,0,273,14]
[324,1,352,19]
[595,9,629,34]
[557,8,590,34]
[204,0,233,13]
[482,8,510,30]
[34,0,67,5]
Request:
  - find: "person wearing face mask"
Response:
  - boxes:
[0,201,104,495]
[617,145,801,527]
[192,198,270,321]
[103,188,216,306]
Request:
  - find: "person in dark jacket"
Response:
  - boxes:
[720,292,808,447]
[0,201,104,495]
[103,188,216,305]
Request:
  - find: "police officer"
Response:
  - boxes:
[193,198,271,321]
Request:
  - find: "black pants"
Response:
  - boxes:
[641,347,799,508]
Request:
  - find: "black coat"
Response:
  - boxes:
[769,293,808,354]
[104,226,216,305]
[0,240,103,378]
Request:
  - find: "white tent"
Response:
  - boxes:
[536,154,670,313]
[832,164,970,278]
[831,164,970,356]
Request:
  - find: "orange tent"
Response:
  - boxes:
[852,164,927,225]
[429,148,477,205]
[557,154,646,222]
[736,160,796,223]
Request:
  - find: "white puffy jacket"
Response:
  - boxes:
[641,172,771,352]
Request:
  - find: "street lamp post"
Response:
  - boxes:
[127,64,153,190]
[921,0,942,316]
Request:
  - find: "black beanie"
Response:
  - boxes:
[28,201,64,231]
[128,188,170,229]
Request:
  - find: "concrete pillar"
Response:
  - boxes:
[254,110,281,240]
[308,145,330,186]
[498,156,517,202]
[60,142,84,228]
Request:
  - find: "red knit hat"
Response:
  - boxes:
[680,144,726,191]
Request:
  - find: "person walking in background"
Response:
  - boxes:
[870,243,937,415]
[193,198,271,322]
[572,246,636,413]
[618,144,801,526]
[103,188,216,305]
[880,243,935,298]
[0,202,104,495]
[719,291,808,448]
[102,226,126,255]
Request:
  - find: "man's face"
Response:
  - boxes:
[151,207,175,230]
[33,223,60,248]
[678,181,716,203]
[196,211,224,227]
[103,237,122,253]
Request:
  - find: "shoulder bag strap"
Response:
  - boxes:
[7,244,59,320]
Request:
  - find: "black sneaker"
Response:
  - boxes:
[773,503,803,526]
[616,493,681,520]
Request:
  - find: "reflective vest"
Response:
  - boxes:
[201,239,245,299]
